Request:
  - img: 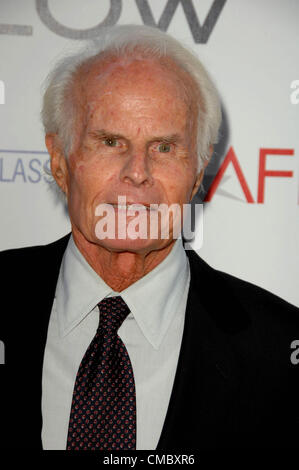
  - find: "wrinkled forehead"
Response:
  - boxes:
[75,54,199,117]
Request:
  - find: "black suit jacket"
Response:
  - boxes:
[0,233,298,449]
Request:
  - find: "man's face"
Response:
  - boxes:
[51,58,202,254]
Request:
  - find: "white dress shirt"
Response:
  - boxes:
[41,235,190,450]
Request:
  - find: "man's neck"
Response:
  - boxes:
[72,229,176,292]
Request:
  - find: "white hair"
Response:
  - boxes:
[42,24,221,171]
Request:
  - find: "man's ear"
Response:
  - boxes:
[45,133,69,195]
[190,145,213,200]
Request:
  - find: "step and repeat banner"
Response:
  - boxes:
[0,0,298,305]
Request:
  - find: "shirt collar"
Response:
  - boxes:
[56,235,189,350]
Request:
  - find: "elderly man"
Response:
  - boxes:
[0,25,298,451]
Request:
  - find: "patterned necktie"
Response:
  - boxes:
[66,296,136,450]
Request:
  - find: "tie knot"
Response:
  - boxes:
[98,296,130,334]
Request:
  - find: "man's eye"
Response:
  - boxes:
[103,138,118,147]
[158,143,171,153]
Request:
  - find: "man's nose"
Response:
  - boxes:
[119,152,153,187]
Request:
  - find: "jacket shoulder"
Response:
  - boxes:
[0,233,70,264]
[217,263,298,325]
[0,234,71,289]
[187,248,299,333]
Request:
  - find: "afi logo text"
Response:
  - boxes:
[205,147,294,204]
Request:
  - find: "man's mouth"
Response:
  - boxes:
[110,203,157,211]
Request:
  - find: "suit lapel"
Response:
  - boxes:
[156,249,250,450]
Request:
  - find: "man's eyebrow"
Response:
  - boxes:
[88,129,125,139]
[148,133,182,144]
